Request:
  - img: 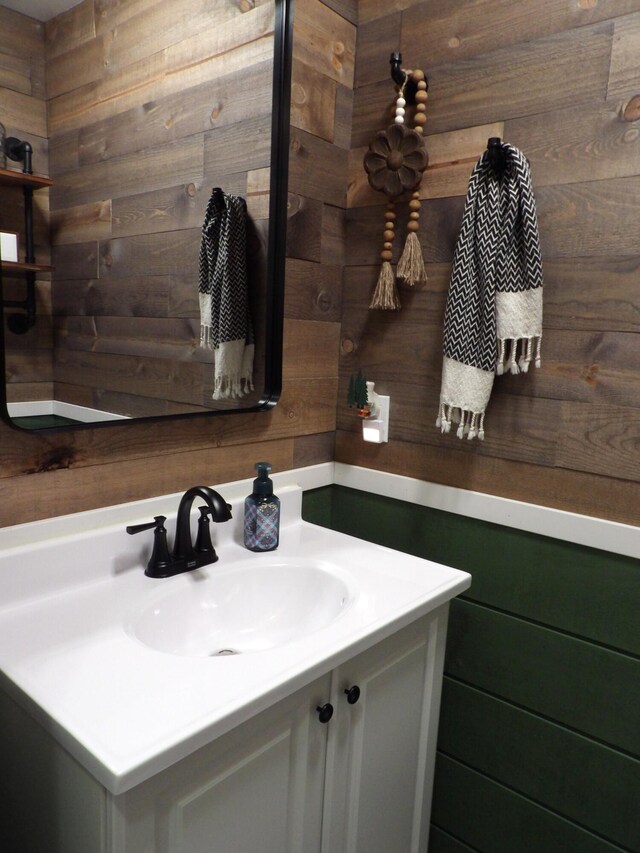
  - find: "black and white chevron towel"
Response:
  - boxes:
[199,188,254,400]
[437,142,543,440]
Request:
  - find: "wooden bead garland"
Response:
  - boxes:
[367,68,429,311]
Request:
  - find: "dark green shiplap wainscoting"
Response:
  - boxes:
[302,485,640,853]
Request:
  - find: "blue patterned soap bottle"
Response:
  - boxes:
[244,462,280,552]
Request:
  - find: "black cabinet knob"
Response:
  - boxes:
[344,685,361,705]
[316,703,334,724]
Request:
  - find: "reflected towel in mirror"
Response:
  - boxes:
[199,188,255,400]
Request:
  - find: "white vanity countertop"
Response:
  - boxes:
[0,475,470,794]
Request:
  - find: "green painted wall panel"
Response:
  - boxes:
[438,678,640,849]
[431,755,626,853]
[428,827,479,853]
[303,486,640,657]
[301,486,334,531]
[446,600,640,756]
[301,486,640,852]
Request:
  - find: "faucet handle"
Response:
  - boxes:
[126,515,166,535]
[195,506,218,563]
[126,516,174,578]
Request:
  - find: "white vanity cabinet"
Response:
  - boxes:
[320,610,446,853]
[114,673,332,853]
[0,608,448,853]
[116,609,447,853]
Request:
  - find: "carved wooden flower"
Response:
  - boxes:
[363,124,428,198]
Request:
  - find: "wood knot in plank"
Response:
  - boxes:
[584,363,599,386]
[316,290,332,313]
[621,95,640,123]
[33,448,76,473]
[291,83,308,107]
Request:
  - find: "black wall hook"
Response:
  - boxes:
[487,136,507,178]
[390,52,406,87]
[389,52,428,106]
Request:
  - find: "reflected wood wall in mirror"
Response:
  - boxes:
[0,0,291,431]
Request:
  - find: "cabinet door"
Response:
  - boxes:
[115,674,331,853]
[321,607,450,853]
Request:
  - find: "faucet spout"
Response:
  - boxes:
[173,486,232,567]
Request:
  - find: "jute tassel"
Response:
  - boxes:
[397,230,426,285]
[370,200,401,310]
[369,260,401,310]
[397,191,427,285]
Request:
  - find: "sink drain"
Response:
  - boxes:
[210,648,240,657]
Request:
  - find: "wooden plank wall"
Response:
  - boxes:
[302,485,640,853]
[0,0,355,526]
[46,0,278,415]
[0,6,52,404]
[338,0,640,526]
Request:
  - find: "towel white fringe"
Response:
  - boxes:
[213,374,254,401]
[519,336,532,373]
[496,339,506,375]
[508,339,519,375]
[497,335,542,376]
[200,325,213,349]
[436,403,453,434]
[439,405,486,441]
[467,412,479,440]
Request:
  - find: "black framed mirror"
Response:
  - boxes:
[0,0,292,432]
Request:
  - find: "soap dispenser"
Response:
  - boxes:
[244,462,280,552]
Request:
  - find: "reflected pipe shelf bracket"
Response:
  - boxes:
[2,272,36,336]
[6,137,33,175]
[1,137,38,335]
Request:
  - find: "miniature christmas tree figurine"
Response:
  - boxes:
[347,370,370,417]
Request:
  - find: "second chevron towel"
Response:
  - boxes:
[437,142,543,440]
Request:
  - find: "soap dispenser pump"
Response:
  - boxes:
[244,462,280,552]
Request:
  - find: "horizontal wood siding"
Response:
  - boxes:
[302,485,640,852]
[0,0,356,525]
[46,0,275,415]
[338,0,640,526]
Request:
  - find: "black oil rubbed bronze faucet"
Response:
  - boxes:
[126,486,232,578]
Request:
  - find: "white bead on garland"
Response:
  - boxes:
[395,94,406,124]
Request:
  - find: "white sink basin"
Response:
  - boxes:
[127,561,351,657]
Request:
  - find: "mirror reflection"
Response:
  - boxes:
[0,0,290,430]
